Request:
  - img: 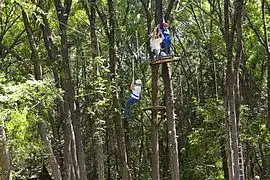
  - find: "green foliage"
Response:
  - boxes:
[186,98,225,180]
[2,0,270,179]
[0,75,62,176]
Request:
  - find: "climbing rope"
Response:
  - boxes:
[132,53,135,82]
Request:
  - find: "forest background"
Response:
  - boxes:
[0,0,270,179]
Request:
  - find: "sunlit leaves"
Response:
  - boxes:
[0,76,62,175]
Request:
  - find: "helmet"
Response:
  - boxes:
[163,22,169,27]
[135,79,142,85]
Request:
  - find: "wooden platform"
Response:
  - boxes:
[142,105,166,111]
[151,56,181,65]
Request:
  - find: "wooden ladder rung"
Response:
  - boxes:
[142,106,166,111]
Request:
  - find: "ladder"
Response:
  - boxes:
[238,145,245,180]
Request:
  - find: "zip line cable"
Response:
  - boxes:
[50,16,92,39]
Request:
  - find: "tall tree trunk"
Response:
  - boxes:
[0,124,12,180]
[40,8,65,179]
[151,64,160,180]
[262,0,270,135]
[54,0,88,179]
[0,2,11,178]
[220,137,229,180]
[224,0,244,179]
[234,0,243,131]
[258,143,268,179]
[0,0,3,24]
[261,0,270,177]
[155,0,180,179]
[225,95,234,179]
[90,1,105,179]
[162,63,180,180]
[224,0,235,178]
[81,0,105,179]
[22,6,62,180]
[38,122,62,180]
[60,100,76,180]
[107,0,131,179]
[141,0,161,179]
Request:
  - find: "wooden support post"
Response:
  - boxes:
[151,63,160,180]
[162,62,180,180]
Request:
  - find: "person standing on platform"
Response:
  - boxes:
[150,25,166,58]
[161,21,171,55]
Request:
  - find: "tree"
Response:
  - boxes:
[155,0,180,179]
[223,0,244,179]
[54,0,87,179]
[0,124,11,180]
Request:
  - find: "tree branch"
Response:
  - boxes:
[245,14,265,48]
[95,3,110,38]
[1,43,32,72]
[164,0,176,21]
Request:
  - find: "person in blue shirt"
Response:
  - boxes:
[161,22,171,55]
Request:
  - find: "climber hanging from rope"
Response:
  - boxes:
[161,20,171,55]
[124,79,142,119]
[150,25,166,58]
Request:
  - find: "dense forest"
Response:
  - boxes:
[0,0,270,179]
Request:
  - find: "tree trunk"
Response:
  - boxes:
[0,124,12,180]
[262,0,270,175]
[262,0,270,135]
[225,95,234,180]
[22,6,63,180]
[21,10,42,80]
[39,8,65,179]
[38,122,62,180]
[224,0,244,179]
[220,137,229,180]
[107,0,131,179]
[155,0,180,179]
[90,1,105,179]
[140,1,160,179]
[234,0,243,132]
[54,0,88,179]
[151,64,160,180]
[162,63,180,180]
[81,0,105,179]
[60,101,76,180]
[0,0,3,24]
[40,10,60,87]
[0,3,11,179]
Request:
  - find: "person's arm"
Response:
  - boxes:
[158,29,164,40]
[130,83,135,90]
[150,25,160,37]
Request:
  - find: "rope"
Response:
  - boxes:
[132,51,135,82]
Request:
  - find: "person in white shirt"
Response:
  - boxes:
[150,26,166,58]
[124,79,142,119]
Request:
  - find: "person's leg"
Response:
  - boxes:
[154,49,160,57]
[164,42,171,54]
[124,97,132,119]
[124,97,138,119]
